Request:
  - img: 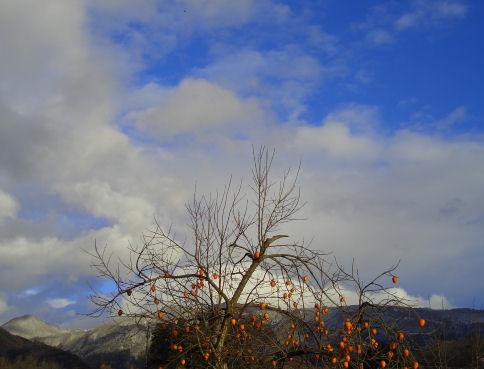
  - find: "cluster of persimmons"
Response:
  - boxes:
[117,266,426,369]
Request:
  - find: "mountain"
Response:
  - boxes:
[38,317,148,369]
[2,314,67,339]
[2,316,148,369]
[0,326,93,369]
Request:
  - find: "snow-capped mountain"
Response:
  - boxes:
[39,317,149,359]
[1,314,68,339]
[2,315,148,369]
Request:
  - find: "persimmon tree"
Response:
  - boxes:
[89,147,424,369]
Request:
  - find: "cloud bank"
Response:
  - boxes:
[0,0,481,328]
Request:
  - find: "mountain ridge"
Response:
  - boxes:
[0,326,93,369]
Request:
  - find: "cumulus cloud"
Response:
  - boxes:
[55,180,156,230]
[0,0,192,292]
[0,0,481,330]
[311,286,454,310]
[295,123,380,160]
[293,104,382,160]
[126,78,264,140]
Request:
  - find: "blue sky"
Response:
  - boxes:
[0,0,483,328]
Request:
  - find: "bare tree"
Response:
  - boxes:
[89,146,423,369]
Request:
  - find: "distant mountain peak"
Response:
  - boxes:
[2,314,67,339]
[8,314,41,322]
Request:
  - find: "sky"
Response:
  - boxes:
[0,0,483,329]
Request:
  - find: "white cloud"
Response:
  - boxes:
[293,104,382,160]
[390,130,452,162]
[86,0,291,68]
[24,289,39,296]
[395,0,468,30]
[55,180,156,230]
[366,28,394,45]
[0,0,193,292]
[126,78,264,140]
[318,286,454,310]
[46,298,75,309]
[428,294,454,309]
[433,106,467,129]
[193,47,328,121]
[435,1,468,18]
[0,0,481,328]
[0,189,18,219]
[295,123,380,160]
[324,104,380,131]
[90,0,269,30]
[395,12,421,30]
